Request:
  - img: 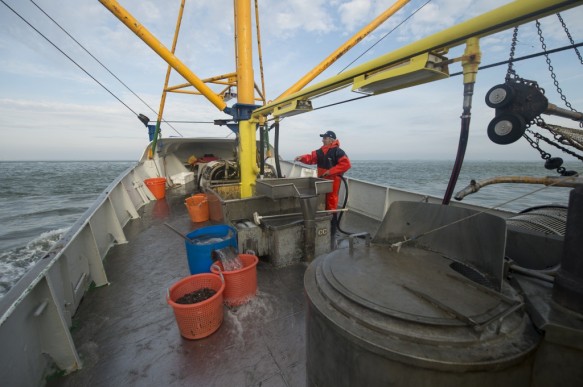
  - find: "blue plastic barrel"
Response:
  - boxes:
[185,225,237,274]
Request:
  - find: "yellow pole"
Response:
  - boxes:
[157,0,185,123]
[235,0,258,198]
[276,0,410,100]
[149,0,186,159]
[235,0,255,103]
[254,0,267,105]
[99,0,226,111]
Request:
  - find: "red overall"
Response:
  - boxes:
[297,139,351,210]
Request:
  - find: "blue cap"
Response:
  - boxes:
[319,130,336,139]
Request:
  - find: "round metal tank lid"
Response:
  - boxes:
[308,244,540,355]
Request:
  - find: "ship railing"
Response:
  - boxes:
[0,161,156,386]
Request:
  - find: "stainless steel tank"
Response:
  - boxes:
[305,202,541,386]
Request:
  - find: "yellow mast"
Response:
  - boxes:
[235,0,259,198]
[99,0,583,199]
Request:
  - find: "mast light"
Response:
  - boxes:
[352,52,449,95]
[272,99,313,118]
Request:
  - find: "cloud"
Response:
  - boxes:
[262,0,335,38]
[338,0,372,31]
[2,0,583,163]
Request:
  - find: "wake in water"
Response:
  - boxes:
[0,228,68,297]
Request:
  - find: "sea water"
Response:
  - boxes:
[0,160,577,297]
[0,161,133,297]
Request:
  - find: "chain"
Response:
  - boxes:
[501,20,583,172]
[523,129,551,160]
[557,13,583,65]
[536,19,582,128]
[506,26,519,81]
[523,129,574,175]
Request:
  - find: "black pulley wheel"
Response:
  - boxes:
[485,84,515,108]
[487,113,526,145]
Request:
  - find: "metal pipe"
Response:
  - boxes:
[546,103,583,121]
[455,175,583,200]
[253,209,347,225]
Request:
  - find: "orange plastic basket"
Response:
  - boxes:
[144,177,167,200]
[185,193,209,222]
[167,273,225,339]
[211,254,258,306]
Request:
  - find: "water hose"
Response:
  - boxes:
[273,121,282,178]
[337,175,352,235]
[443,38,481,205]
[259,124,265,176]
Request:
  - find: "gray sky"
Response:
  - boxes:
[1,0,583,162]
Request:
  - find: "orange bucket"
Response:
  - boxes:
[167,273,225,340]
[144,177,167,200]
[211,254,258,306]
[185,193,209,223]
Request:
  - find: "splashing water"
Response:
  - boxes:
[0,228,68,297]
[212,246,243,271]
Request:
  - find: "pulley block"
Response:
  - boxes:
[485,80,548,145]
[487,113,526,145]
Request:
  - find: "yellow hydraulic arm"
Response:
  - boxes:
[253,0,583,120]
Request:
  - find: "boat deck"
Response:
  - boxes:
[49,185,309,386]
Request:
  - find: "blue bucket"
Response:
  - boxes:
[185,225,237,274]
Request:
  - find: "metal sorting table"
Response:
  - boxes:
[256,178,333,261]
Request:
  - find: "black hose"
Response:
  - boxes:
[274,121,282,178]
[337,175,351,235]
[442,82,473,205]
[259,125,265,176]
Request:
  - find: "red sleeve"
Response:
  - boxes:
[298,150,318,165]
[328,154,351,176]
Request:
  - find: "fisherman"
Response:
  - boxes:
[295,130,351,231]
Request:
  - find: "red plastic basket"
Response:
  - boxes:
[211,254,258,306]
[167,273,225,339]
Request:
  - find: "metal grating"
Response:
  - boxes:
[506,206,567,236]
